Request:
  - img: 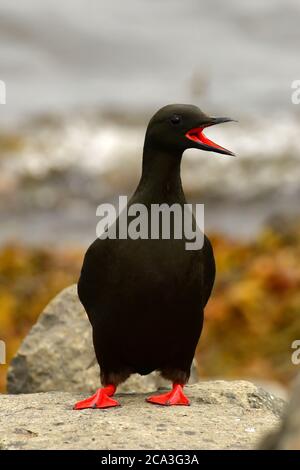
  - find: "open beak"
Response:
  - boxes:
[185,117,236,156]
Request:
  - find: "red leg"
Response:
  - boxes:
[73,384,120,410]
[146,383,190,406]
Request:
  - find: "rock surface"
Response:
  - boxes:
[7,285,198,394]
[0,380,284,450]
[260,373,300,450]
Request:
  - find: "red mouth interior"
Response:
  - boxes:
[185,126,232,154]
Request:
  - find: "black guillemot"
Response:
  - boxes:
[74,104,236,409]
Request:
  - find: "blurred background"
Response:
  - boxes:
[0,0,300,393]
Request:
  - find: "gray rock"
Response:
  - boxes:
[7,285,198,394]
[0,381,284,450]
[259,374,300,450]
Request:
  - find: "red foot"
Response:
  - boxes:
[146,383,190,406]
[73,385,120,410]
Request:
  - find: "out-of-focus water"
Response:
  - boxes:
[0,0,300,124]
[0,0,300,245]
[1,112,300,245]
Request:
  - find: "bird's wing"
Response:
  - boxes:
[202,235,216,308]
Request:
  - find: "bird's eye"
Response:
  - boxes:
[170,114,182,125]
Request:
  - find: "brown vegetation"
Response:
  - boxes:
[1,226,299,392]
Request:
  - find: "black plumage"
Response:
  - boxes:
[75,104,235,409]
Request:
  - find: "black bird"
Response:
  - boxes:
[74,104,236,409]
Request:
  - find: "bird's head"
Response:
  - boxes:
[145,104,236,156]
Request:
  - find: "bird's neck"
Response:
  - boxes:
[135,145,185,203]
